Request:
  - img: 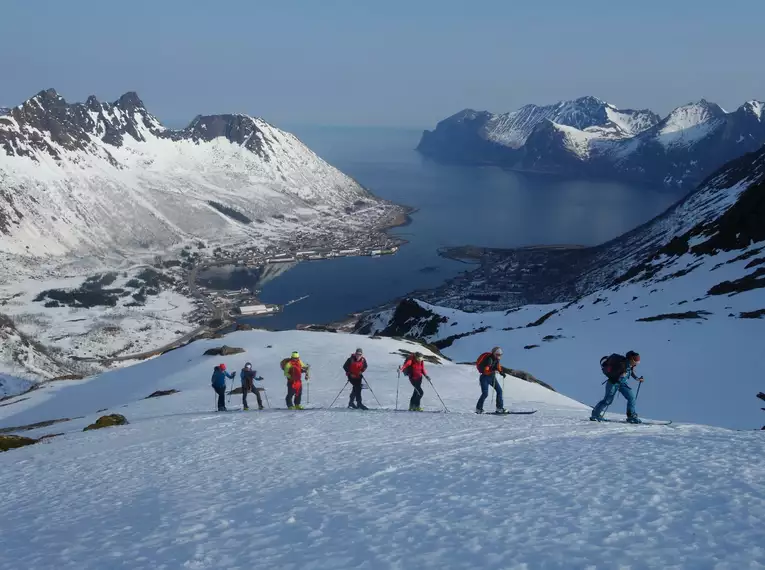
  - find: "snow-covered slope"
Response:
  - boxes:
[419,96,765,188]
[0,89,400,258]
[0,330,763,569]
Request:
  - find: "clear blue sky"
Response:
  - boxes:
[2,0,763,128]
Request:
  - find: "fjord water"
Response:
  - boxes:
[240,126,686,329]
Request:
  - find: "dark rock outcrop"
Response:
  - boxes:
[145,389,179,399]
[204,345,245,356]
[83,414,128,431]
[0,434,38,452]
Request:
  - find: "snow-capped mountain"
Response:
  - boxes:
[357,144,765,429]
[0,89,400,258]
[419,96,765,188]
[0,329,763,569]
[0,107,9,117]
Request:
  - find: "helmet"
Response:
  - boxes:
[414,352,423,361]
[492,347,503,356]
[291,351,300,359]
[244,362,252,369]
[219,363,226,371]
[355,348,363,355]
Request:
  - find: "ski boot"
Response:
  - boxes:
[496,408,507,414]
[287,405,295,410]
[243,406,249,411]
[409,406,423,412]
[258,405,264,410]
[475,408,484,414]
[626,415,642,424]
[357,403,368,410]
[348,401,357,409]
[295,404,305,410]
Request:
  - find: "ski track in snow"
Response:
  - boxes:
[0,331,764,569]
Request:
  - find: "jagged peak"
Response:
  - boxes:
[115,91,145,110]
[26,88,65,108]
[739,100,764,120]
[669,99,726,117]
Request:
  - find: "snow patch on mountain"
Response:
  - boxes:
[656,100,726,148]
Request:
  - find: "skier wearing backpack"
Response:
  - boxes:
[591,351,644,423]
[282,351,310,409]
[211,363,236,412]
[475,347,508,414]
[343,348,368,409]
[240,362,264,410]
[400,352,430,411]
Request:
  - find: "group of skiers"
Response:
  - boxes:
[210,346,645,422]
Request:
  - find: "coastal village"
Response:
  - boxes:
[190,243,400,322]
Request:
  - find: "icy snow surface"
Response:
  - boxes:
[0,331,763,569]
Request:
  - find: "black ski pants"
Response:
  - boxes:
[243,386,263,409]
[213,385,226,410]
[348,376,363,406]
[409,379,424,408]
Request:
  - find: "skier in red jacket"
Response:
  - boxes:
[401,352,430,411]
[343,348,368,410]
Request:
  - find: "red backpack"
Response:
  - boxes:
[476,352,492,373]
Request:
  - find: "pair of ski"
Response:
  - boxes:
[590,417,673,426]
[475,410,537,415]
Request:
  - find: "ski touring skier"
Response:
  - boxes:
[282,351,310,409]
[475,347,508,414]
[343,348,369,410]
[591,350,644,423]
[211,363,236,412]
[400,352,430,411]
[240,362,264,410]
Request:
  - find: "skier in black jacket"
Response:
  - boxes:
[240,362,264,410]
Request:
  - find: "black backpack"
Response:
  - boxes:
[600,354,626,381]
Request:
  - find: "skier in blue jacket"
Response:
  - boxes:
[591,351,644,423]
[211,363,236,411]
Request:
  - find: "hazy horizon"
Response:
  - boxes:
[2,0,763,129]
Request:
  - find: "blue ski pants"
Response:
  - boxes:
[477,374,503,411]
[592,381,636,418]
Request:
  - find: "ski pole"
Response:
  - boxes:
[361,375,382,407]
[426,376,449,412]
[262,388,270,408]
[328,381,349,408]
[635,379,643,402]
[227,377,234,404]
[395,368,401,411]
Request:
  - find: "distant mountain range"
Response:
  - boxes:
[417,96,765,188]
[0,89,399,259]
